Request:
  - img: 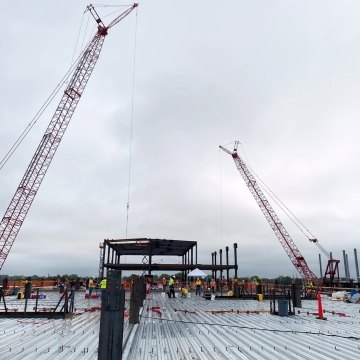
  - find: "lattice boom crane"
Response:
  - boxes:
[0,4,138,271]
[220,141,319,284]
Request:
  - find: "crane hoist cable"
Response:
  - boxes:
[70,10,87,76]
[218,148,224,249]
[0,48,87,172]
[126,6,138,240]
[234,142,320,244]
[218,140,241,248]
[249,163,316,240]
[239,145,335,262]
[250,160,340,285]
[0,8,105,173]
[0,15,104,174]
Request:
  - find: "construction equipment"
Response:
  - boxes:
[309,238,340,286]
[0,4,138,271]
[220,141,319,284]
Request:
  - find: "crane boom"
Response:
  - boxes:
[0,3,138,271]
[220,142,318,284]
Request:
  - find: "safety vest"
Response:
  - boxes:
[100,279,107,289]
[181,288,188,295]
[195,279,202,286]
[169,278,174,286]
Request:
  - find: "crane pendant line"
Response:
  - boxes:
[220,142,318,284]
[0,4,138,271]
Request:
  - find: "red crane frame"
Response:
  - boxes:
[220,141,319,284]
[0,4,138,271]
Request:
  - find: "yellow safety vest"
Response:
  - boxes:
[181,288,188,295]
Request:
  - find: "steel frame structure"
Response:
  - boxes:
[99,238,238,282]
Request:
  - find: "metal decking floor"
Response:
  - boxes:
[0,291,359,359]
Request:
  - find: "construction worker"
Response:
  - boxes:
[180,287,189,298]
[88,277,94,297]
[100,277,107,299]
[146,277,152,294]
[162,277,167,291]
[100,277,107,288]
[24,277,32,299]
[168,276,175,298]
[210,279,216,294]
[306,280,315,299]
[195,278,202,296]
[233,278,239,298]
[255,279,263,301]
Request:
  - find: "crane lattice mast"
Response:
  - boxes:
[220,141,318,284]
[0,4,138,271]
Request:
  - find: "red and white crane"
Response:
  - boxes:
[309,238,340,286]
[0,4,138,271]
[220,141,319,284]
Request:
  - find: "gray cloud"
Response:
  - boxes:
[1,1,360,280]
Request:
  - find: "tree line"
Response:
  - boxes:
[0,274,295,285]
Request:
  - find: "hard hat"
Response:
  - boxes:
[172,275,175,278]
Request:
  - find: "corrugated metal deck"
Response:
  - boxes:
[126,292,360,360]
[0,291,122,359]
[0,291,359,359]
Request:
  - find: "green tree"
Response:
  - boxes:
[274,276,292,285]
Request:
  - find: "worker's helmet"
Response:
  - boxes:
[172,275,175,278]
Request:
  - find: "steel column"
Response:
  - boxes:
[214,251,217,280]
[98,269,125,360]
[343,250,348,278]
[225,246,229,281]
[219,249,223,295]
[318,254,323,278]
[233,243,238,279]
[354,248,360,283]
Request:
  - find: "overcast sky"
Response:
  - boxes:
[1,1,360,279]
